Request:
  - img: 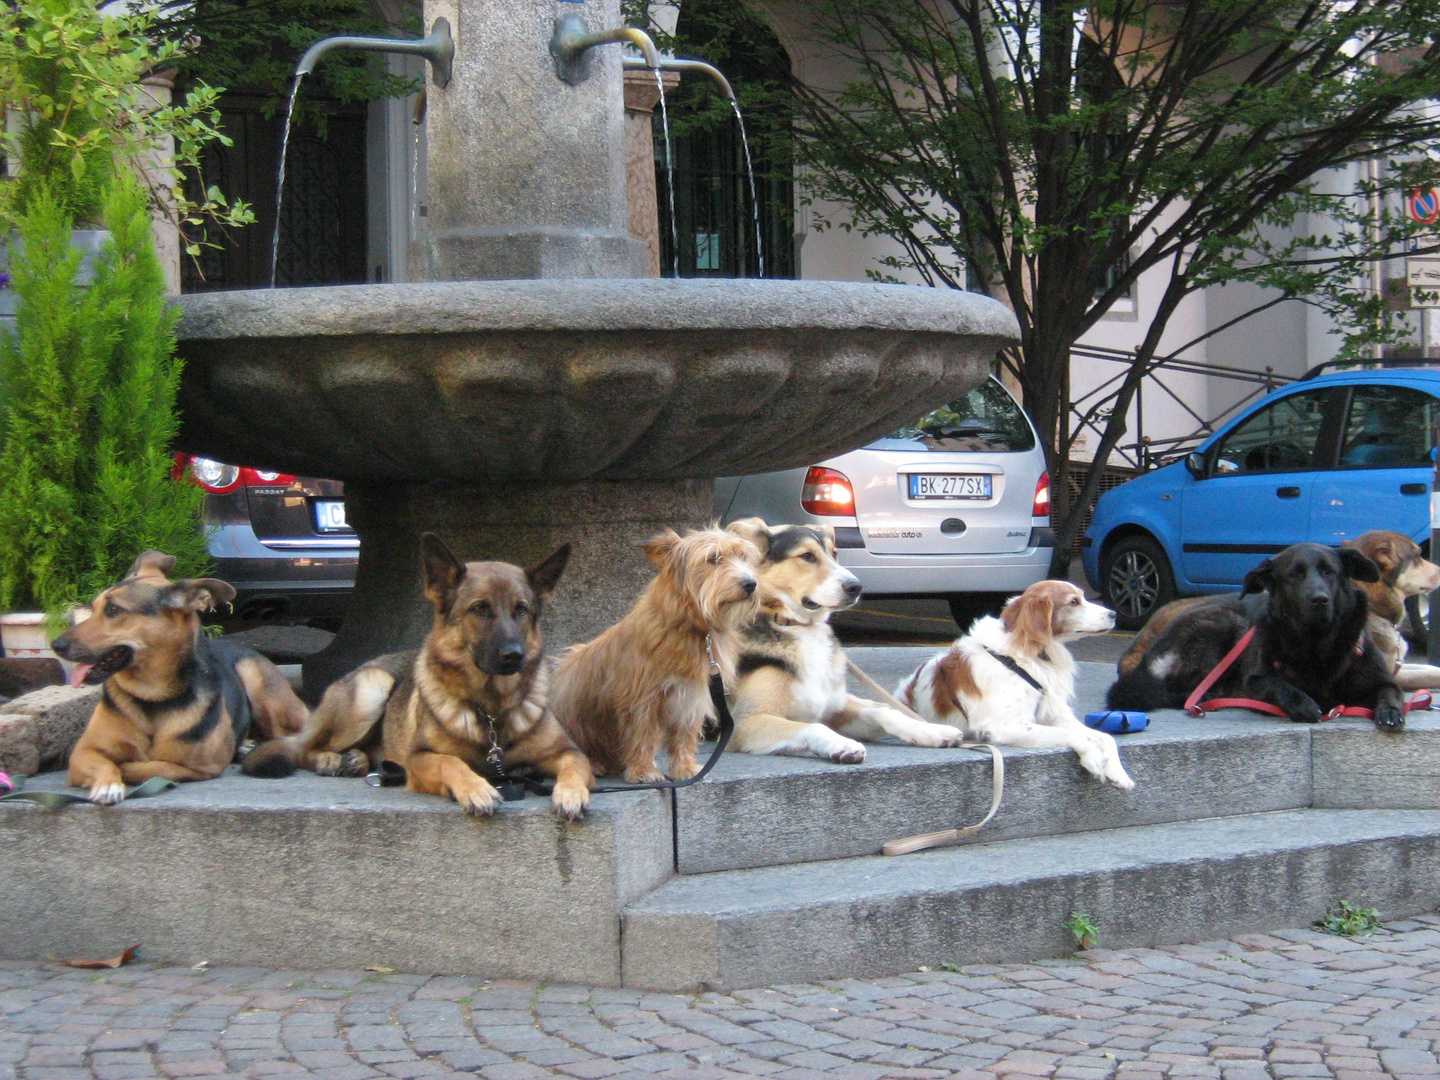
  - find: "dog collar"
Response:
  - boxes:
[983,647,1044,693]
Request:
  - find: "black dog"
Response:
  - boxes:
[1107,543,1405,730]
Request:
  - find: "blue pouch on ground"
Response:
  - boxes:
[1083,710,1149,734]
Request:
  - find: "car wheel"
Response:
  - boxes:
[948,593,1006,631]
[1101,535,1177,631]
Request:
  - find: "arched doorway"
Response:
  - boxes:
[657,1,795,279]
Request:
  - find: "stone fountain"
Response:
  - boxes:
[173,0,1019,692]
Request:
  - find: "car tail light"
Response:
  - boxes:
[174,454,294,494]
[802,466,856,516]
[1032,471,1051,518]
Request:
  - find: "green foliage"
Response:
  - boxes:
[149,0,420,116]
[1065,911,1099,951]
[0,181,208,614]
[1317,901,1383,937]
[0,0,253,243]
[783,0,1440,561]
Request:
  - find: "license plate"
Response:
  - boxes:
[312,499,351,532]
[907,473,992,500]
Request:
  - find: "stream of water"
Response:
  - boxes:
[731,103,764,278]
[269,73,306,289]
[654,68,680,278]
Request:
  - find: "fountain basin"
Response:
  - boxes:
[175,278,1018,483]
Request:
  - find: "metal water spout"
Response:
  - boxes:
[296,17,454,87]
[550,14,660,84]
[623,56,735,102]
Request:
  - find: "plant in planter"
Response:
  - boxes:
[0,0,249,640]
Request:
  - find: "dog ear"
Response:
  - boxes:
[642,529,682,568]
[162,578,237,612]
[126,550,176,582]
[810,522,837,553]
[420,532,466,612]
[725,518,772,556]
[1241,558,1274,595]
[1338,546,1381,583]
[526,544,571,606]
[1002,592,1053,654]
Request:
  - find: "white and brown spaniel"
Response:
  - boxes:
[897,580,1135,789]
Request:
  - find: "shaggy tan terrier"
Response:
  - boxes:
[550,526,761,783]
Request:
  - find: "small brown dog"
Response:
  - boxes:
[53,551,308,804]
[245,534,594,819]
[550,526,761,783]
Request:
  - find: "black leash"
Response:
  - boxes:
[368,670,735,800]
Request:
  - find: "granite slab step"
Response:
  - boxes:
[0,768,671,985]
[623,807,1440,991]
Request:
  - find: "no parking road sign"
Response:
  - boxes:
[1410,188,1440,225]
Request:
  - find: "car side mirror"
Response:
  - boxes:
[1184,451,1206,479]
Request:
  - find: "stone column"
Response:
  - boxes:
[623,69,679,278]
[412,0,649,280]
[139,71,181,294]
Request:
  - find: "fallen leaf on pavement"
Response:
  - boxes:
[50,946,140,969]
[363,965,395,974]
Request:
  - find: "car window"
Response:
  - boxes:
[1338,384,1438,469]
[1211,388,1327,475]
[889,378,1036,452]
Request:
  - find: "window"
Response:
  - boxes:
[1211,390,1328,475]
[889,378,1036,453]
[1339,385,1439,470]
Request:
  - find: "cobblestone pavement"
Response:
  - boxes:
[4,915,1440,1080]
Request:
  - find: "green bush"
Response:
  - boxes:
[0,180,208,613]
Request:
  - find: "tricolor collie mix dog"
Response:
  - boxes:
[898,580,1134,789]
[723,518,966,762]
[53,551,308,805]
[550,526,760,783]
[245,534,594,819]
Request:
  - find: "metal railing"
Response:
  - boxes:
[1068,345,1294,471]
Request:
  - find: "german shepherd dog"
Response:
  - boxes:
[551,526,760,783]
[53,551,309,805]
[246,534,594,819]
[723,518,966,763]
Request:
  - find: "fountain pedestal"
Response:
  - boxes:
[303,478,710,690]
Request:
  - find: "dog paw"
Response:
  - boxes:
[457,780,502,817]
[910,722,967,748]
[623,766,668,785]
[311,751,343,776]
[338,749,370,777]
[1105,765,1136,791]
[830,741,866,764]
[551,782,590,821]
[1374,706,1406,732]
[89,782,125,806]
[1288,699,1324,724]
[667,755,702,781]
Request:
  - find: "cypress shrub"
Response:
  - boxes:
[0,180,208,614]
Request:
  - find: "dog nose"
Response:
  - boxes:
[51,634,71,657]
[842,579,862,597]
[741,577,757,596]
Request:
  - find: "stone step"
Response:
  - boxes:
[0,769,671,985]
[674,655,1440,873]
[622,807,1440,991]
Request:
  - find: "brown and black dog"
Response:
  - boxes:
[246,534,594,819]
[53,551,309,805]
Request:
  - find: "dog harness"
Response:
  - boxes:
[1184,627,1430,720]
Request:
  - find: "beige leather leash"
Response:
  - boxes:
[845,658,1005,856]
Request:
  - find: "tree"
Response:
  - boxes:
[781,0,1440,570]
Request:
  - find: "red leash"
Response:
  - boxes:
[1184,627,1431,720]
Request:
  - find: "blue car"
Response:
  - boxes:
[1083,363,1440,629]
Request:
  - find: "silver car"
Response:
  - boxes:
[715,376,1054,627]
